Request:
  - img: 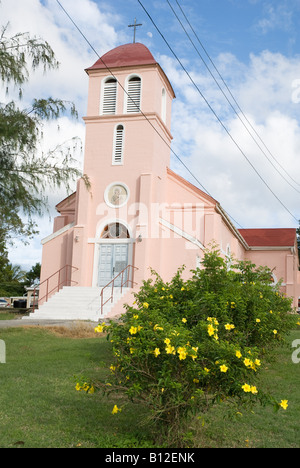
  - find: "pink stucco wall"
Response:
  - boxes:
[40,44,300,313]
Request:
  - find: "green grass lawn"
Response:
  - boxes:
[0,310,24,320]
[0,325,299,448]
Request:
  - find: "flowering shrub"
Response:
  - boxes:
[92,249,296,445]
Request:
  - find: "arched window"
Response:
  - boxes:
[126,76,141,113]
[101,77,117,115]
[101,223,130,239]
[112,124,124,165]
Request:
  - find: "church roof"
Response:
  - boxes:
[86,43,157,71]
[238,228,297,247]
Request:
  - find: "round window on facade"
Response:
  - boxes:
[104,182,129,208]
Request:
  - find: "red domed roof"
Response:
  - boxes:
[86,43,157,72]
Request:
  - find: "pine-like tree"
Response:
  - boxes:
[0,22,87,249]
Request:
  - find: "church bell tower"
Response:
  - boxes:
[74,42,176,287]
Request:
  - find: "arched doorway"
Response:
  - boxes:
[97,223,131,287]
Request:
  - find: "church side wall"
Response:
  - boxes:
[245,249,299,308]
[39,227,74,305]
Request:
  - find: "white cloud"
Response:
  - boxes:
[256,2,293,34]
[1,0,120,268]
[161,49,300,228]
[2,0,300,269]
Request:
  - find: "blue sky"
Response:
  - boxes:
[1,0,300,269]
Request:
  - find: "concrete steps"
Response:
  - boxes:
[23,286,132,321]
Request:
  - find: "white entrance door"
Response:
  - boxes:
[98,243,129,287]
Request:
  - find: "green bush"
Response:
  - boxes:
[93,249,296,446]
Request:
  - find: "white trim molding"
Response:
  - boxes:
[159,218,205,250]
[41,223,75,245]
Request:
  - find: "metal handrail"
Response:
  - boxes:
[32,264,79,312]
[100,264,138,316]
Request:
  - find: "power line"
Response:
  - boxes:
[55,0,244,227]
[138,0,298,223]
[175,0,300,192]
[168,0,300,195]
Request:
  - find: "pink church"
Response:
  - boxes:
[27,43,300,320]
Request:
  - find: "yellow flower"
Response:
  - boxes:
[133,314,139,319]
[273,329,278,335]
[181,287,185,291]
[244,358,252,368]
[254,359,261,367]
[204,368,210,373]
[182,318,187,323]
[214,334,219,341]
[164,338,171,345]
[110,365,116,373]
[169,294,173,299]
[242,383,251,393]
[236,350,242,359]
[250,386,258,395]
[89,386,95,394]
[256,319,261,323]
[280,400,288,410]
[177,347,187,360]
[208,324,215,336]
[154,324,164,331]
[165,344,176,355]
[75,383,81,391]
[112,405,122,415]
[225,323,235,331]
[94,323,106,333]
[193,378,200,384]
[153,348,161,358]
[129,326,138,335]
[143,302,149,309]
[220,365,228,373]
[130,348,135,354]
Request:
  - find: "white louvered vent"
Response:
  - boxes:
[102,78,117,115]
[126,77,141,113]
[113,125,124,164]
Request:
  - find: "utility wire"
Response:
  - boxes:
[55,0,245,228]
[138,0,298,222]
[176,0,300,190]
[55,0,212,201]
[169,0,300,195]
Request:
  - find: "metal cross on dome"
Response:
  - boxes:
[128,18,142,43]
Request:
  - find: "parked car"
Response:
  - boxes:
[0,298,10,308]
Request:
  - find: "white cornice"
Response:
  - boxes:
[41,223,75,245]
